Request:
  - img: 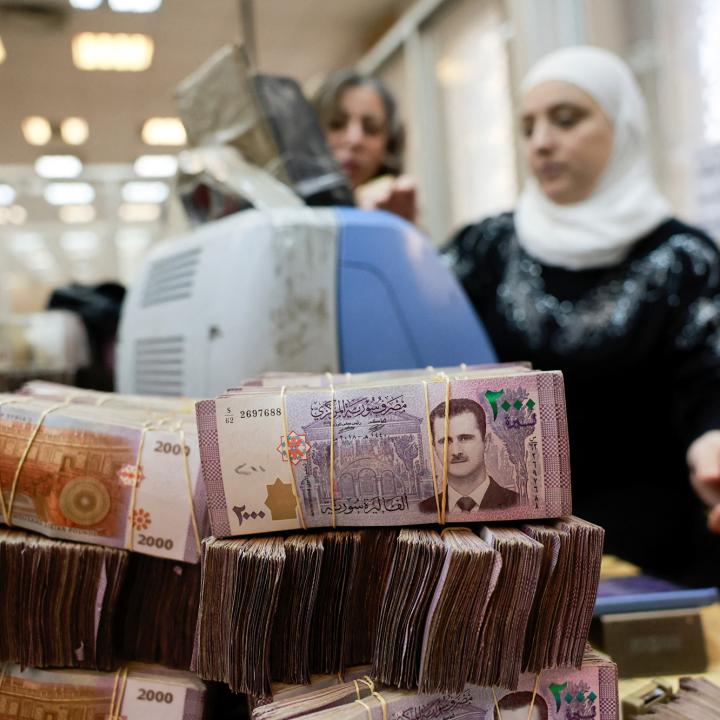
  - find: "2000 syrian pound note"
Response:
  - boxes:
[198,371,571,536]
[0,402,207,563]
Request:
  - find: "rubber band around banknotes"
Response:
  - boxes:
[176,421,203,554]
[6,401,71,526]
[328,383,337,529]
[109,666,129,720]
[492,687,503,720]
[422,381,442,526]
[353,678,374,700]
[0,399,23,525]
[527,674,541,720]
[279,386,307,530]
[354,698,373,719]
[372,691,389,720]
[440,376,451,525]
[363,676,375,692]
[126,420,153,551]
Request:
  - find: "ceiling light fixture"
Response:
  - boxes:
[35,155,84,179]
[0,36,6,65]
[72,32,154,72]
[61,117,89,145]
[59,204,96,224]
[116,227,152,250]
[69,0,103,9]
[121,181,169,204]
[61,231,100,258]
[11,233,45,254]
[22,116,52,146]
[44,182,95,206]
[0,205,27,226]
[109,0,162,12]
[141,117,186,146]
[0,184,16,206]
[133,154,178,177]
[118,202,161,222]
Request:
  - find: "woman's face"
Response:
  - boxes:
[327,84,389,189]
[520,80,614,204]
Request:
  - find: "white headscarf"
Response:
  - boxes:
[514,46,671,270]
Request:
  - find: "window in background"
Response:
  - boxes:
[368,0,516,244]
[428,0,516,233]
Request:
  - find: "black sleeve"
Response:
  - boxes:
[441,212,513,311]
[666,235,720,446]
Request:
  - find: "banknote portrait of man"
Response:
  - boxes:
[493,691,549,720]
[419,397,519,513]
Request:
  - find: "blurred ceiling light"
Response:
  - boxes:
[134,154,178,178]
[22,116,52,146]
[61,230,100,258]
[11,233,45,254]
[61,117,89,145]
[121,181,169,204]
[0,36,6,65]
[109,0,162,11]
[118,202,161,222]
[0,205,27,226]
[26,251,57,271]
[44,182,95,206]
[141,117,186,146]
[8,205,27,225]
[69,0,103,8]
[0,184,16,206]
[435,57,472,86]
[72,32,154,72]
[59,204,96,224]
[116,227,152,250]
[35,155,83,179]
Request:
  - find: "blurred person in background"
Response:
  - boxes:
[314,69,417,224]
[444,46,720,586]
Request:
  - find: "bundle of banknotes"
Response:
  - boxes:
[251,646,618,720]
[0,663,209,720]
[646,677,720,718]
[0,389,208,563]
[196,366,572,536]
[192,518,603,698]
[0,528,200,671]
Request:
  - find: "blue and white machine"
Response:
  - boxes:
[116,207,496,396]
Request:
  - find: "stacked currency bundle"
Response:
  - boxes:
[646,677,720,718]
[196,367,571,536]
[251,646,619,720]
[0,393,208,564]
[0,528,127,670]
[0,528,201,671]
[192,518,603,698]
[0,663,210,720]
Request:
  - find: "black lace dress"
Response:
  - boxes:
[445,213,720,585]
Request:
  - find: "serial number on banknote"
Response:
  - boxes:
[225,408,282,421]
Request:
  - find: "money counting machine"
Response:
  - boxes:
[116,207,496,396]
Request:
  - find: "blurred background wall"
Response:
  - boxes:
[0,0,717,310]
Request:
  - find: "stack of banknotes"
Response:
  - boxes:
[0,388,208,564]
[0,528,200,671]
[196,366,572,535]
[646,677,720,718]
[0,663,209,720]
[192,518,604,698]
[250,646,618,720]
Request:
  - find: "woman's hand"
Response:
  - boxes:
[355,174,418,224]
[687,430,720,532]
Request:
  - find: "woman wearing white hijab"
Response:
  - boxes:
[446,46,720,585]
